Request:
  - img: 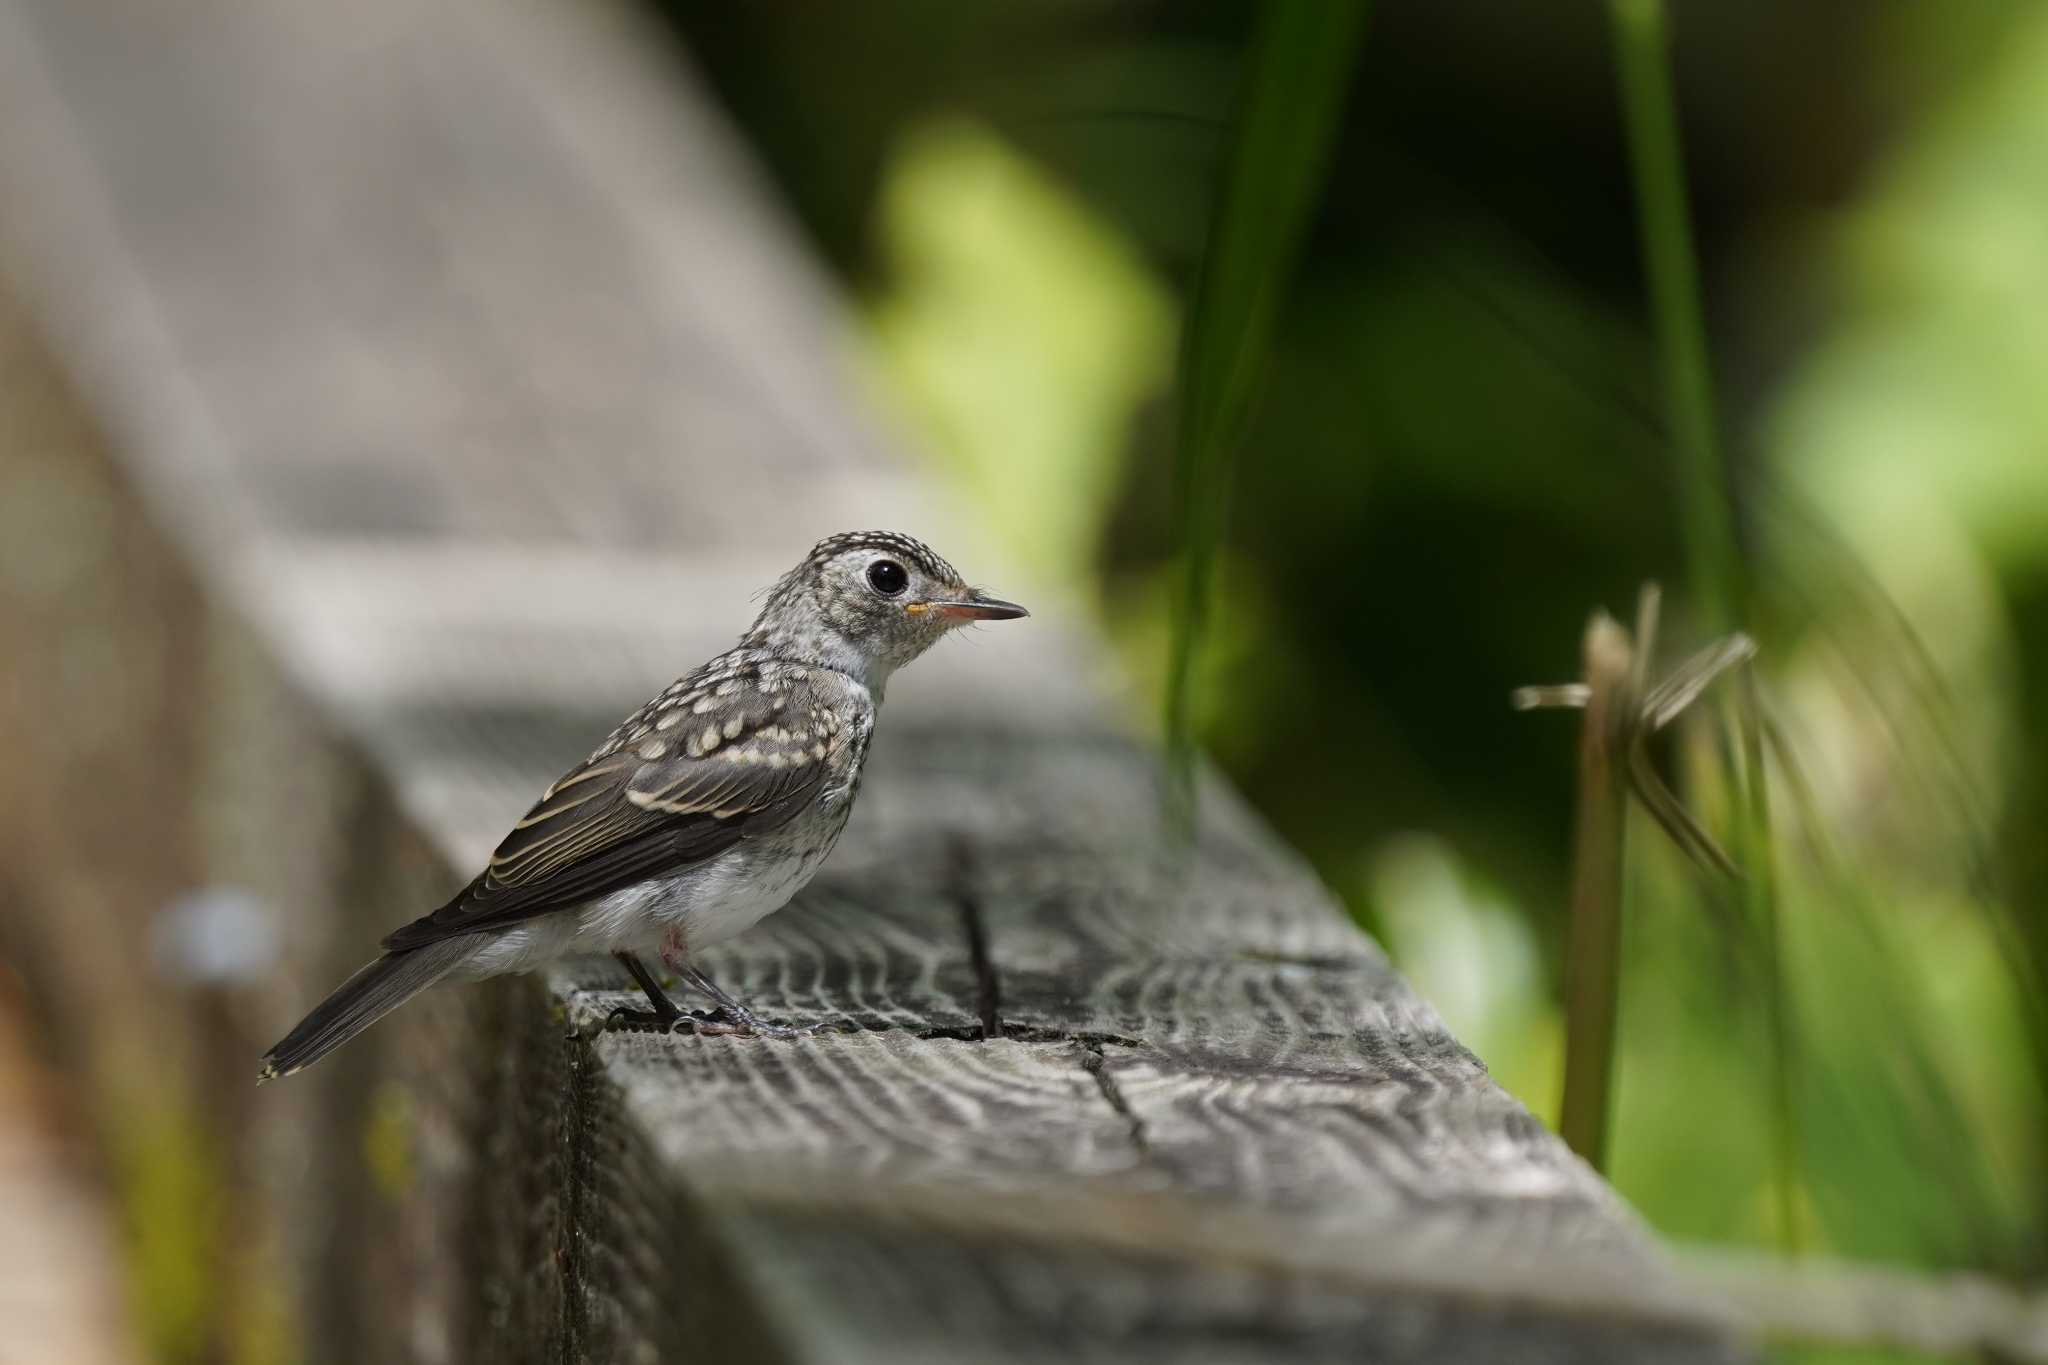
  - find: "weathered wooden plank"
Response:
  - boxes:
[0,0,1753,1357]
[545,728,1733,1360]
[0,276,517,1361]
[1682,1250,2048,1362]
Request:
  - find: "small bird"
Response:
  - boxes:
[261,531,1025,1080]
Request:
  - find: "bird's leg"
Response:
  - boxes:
[605,951,686,1031]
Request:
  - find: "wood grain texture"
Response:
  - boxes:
[544,731,1740,1360]
[0,0,1751,1357]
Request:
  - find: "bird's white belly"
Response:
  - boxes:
[457,802,851,980]
[639,826,837,950]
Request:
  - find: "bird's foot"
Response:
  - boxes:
[684,1006,825,1039]
[604,1004,685,1033]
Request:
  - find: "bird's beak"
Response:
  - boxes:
[912,589,1029,622]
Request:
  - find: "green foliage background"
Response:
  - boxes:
[661,0,2048,1303]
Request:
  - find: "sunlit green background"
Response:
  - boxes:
[664,0,2048,1302]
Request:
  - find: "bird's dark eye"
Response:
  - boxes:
[867,559,909,596]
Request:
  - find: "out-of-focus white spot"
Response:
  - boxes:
[151,887,280,985]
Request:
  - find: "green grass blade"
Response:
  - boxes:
[1608,0,1807,1250]
[1608,0,1741,633]
[1163,0,1370,825]
[1763,716,2033,1268]
[1741,671,1803,1253]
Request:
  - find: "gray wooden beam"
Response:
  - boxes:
[0,0,1752,1358]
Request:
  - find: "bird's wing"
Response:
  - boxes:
[382,672,837,949]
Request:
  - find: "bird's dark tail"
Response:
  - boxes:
[259,937,475,1081]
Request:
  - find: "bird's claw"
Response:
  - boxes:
[603,1000,827,1038]
[680,1007,741,1036]
[682,1007,823,1039]
[604,1005,684,1033]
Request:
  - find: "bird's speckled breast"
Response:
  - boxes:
[622,684,873,954]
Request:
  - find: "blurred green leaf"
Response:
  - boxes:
[866,118,1174,589]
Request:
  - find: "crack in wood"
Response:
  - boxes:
[576,1001,1146,1051]
[1078,1041,1152,1158]
[912,1023,1146,1049]
[948,835,1004,1040]
[1234,948,1368,970]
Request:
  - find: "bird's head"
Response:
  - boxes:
[746,531,1027,689]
